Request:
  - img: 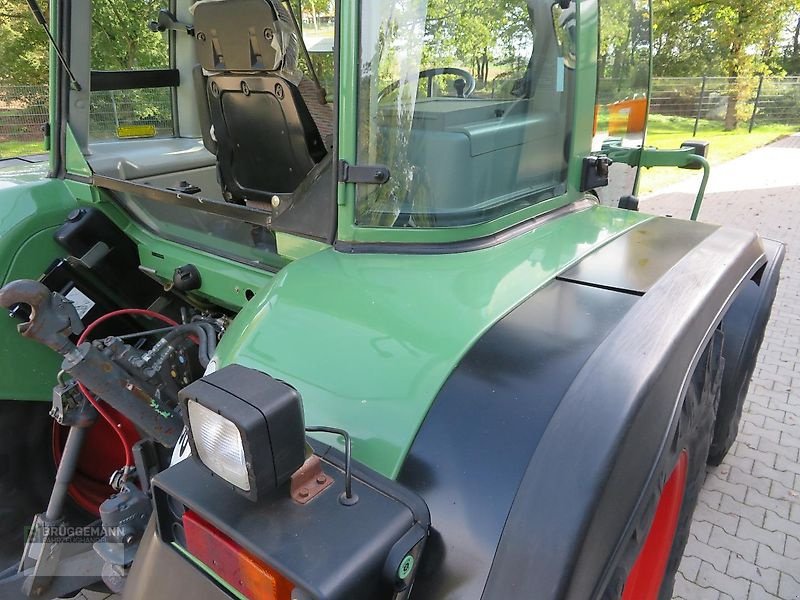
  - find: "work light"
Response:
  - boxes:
[186,400,250,491]
[179,364,306,501]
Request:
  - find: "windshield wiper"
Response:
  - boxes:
[25,0,82,91]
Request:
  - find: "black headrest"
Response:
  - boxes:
[193,0,297,73]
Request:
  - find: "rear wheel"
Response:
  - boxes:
[0,400,54,570]
[709,247,783,466]
[605,331,723,599]
[708,313,767,466]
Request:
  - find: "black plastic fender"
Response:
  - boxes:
[710,238,785,463]
[398,218,770,600]
[481,226,766,599]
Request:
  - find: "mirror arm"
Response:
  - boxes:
[601,144,640,166]
[639,148,709,221]
[687,155,710,221]
[599,145,710,221]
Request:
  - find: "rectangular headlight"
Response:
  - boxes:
[179,364,306,501]
[187,400,250,491]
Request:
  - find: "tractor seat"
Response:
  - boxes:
[192,0,328,205]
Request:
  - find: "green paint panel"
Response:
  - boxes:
[216,205,652,478]
[134,228,275,311]
[0,176,76,284]
[275,232,329,262]
[0,173,77,401]
[0,229,68,401]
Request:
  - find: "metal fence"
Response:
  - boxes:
[0,84,173,158]
[89,88,174,140]
[648,76,800,134]
[1,77,799,159]
[0,85,48,152]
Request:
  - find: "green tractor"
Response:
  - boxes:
[0,0,785,598]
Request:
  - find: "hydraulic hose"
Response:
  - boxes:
[77,308,179,466]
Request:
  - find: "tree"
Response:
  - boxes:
[421,0,531,87]
[0,0,50,84]
[708,0,797,129]
[91,0,169,70]
[652,0,800,129]
[302,0,330,31]
[783,12,800,74]
[0,0,167,84]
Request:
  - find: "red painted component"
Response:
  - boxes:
[621,450,689,600]
[183,510,295,600]
[52,415,139,515]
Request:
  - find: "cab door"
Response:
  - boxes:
[593,0,652,204]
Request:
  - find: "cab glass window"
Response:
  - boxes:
[594,0,651,151]
[593,0,651,202]
[289,0,335,97]
[356,0,576,228]
[90,0,173,140]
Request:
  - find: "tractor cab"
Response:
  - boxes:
[53,0,690,258]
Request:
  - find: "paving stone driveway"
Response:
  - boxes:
[643,133,800,600]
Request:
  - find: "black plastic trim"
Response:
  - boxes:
[399,280,640,600]
[558,217,719,294]
[333,199,596,255]
[152,445,430,600]
[713,238,786,459]
[90,69,180,91]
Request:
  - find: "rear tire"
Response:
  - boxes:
[707,356,756,467]
[657,336,723,600]
[707,314,767,466]
[0,400,55,570]
[604,331,723,599]
[709,246,783,466]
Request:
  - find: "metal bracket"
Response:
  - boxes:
[290,454,334,505]
[579,155,612,192]
[16,514,103,598]
[337,160,391,185]
[597,142,710,221]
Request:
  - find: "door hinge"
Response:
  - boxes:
[337,160,391,185]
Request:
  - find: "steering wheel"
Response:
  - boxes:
[378,67,476,102]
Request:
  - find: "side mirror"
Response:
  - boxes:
[679,141,710,170]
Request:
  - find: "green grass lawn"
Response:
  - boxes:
[638,114,798,194]
[0,139,45,160]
